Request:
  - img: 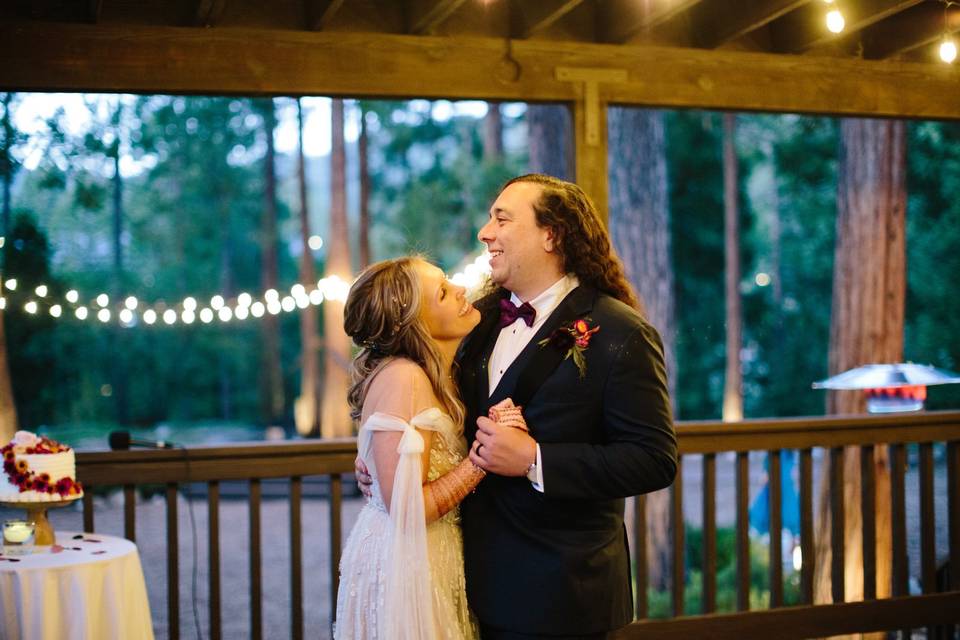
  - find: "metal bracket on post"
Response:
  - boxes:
[555,66,628,145]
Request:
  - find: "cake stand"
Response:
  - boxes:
[0,496,82,546]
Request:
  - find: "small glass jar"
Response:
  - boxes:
[2,519,36,556]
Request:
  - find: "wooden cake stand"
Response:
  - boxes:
[1,496,82,545]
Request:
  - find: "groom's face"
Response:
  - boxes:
[479,182,558,300]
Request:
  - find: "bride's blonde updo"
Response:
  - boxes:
[344,256,465,428]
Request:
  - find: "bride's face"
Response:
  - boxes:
[415,261,480,343]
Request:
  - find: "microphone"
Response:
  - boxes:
[108,430,176,450]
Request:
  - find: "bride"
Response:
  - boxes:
[336,256,514,640]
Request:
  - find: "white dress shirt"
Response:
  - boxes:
[488,274,580,492]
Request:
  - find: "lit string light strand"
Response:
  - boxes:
[0,253,493,327]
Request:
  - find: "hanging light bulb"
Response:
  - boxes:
[75,306,89,320]
[125,296,138,310]
[35,285,48,297]
[143,309,157,325]
[940,36,958,63]
[50,304,62,318]
[24,301,38,314]
[200,308,214,324]
[826,8,845,33]
[4,279,16,291]
[66,290,79,303]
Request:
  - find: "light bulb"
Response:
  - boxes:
[940,38,957,63]
[65,290,79,303]
[826,9,845,33]
[125,296,138,310]
[35,285,48,297]
[143,309,157,324]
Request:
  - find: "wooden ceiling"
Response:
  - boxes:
[1,0,959,120]
[5,0,959,62]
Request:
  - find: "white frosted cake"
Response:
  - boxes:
[1,431,83,502]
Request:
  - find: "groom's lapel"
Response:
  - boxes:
[457,289,509,412]
[491,285,596,408]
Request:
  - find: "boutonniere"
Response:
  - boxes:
[538,319,600,379]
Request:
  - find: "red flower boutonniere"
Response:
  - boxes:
[539,319,600,379]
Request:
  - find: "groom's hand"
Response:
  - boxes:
[354,456,373,499]
[471,416,536,477]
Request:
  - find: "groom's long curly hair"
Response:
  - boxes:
[503,174,644,315]
[343,256,465,428]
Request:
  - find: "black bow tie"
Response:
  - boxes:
[498,298,536,329]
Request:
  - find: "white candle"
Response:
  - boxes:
[3,522,34,544]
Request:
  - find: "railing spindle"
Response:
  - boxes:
[249,478,262,640]
[123,484,136,542]
[330,473,343,630]
[920,442,936,594]
[769,450,783,607]
[82,488,95,533]
[166,482,180,640]
[830,447,845,604]
[703,453,717,614]
[672,457,684,617]
[800,448,814,605]
[291,476,304,640]
[890,443,908,598]
[736,451,750,611]
[861,445,876,600]
[949,441,960,592]
[208,481,221,640]
[634,493,648,619]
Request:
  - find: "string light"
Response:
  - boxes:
[939,1,958,63]
[0,253,492,328]
[826,8,845,33]
[941,38,957,62]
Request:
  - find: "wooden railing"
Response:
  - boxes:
[74,411,960,640]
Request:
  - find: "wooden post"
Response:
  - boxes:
[556,67,626,226]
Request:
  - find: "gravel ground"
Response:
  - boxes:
[1,450,950,640]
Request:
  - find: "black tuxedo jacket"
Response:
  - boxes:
[457,285,677,636]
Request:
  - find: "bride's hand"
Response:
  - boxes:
[488,398,528,432]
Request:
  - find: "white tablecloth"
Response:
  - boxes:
[0,531,154,640]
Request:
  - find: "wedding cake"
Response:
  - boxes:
[1,431,83,502]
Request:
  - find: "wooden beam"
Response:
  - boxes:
[860,2,960,59]
[770,0,923,53]
[407,0,469,35]
[691,0,812,49]
[2,22,960,121]
[600,0,704,43]
[511,0,586,39]
[88,0,103,24]
[306,0,345,31]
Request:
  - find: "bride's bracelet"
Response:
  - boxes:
[426,458,486,517]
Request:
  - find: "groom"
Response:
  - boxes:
[459,174,677,639]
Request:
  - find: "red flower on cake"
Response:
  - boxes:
[56,478,74,497]
[15,459,28,473]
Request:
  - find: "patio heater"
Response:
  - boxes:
[813,363,960,413]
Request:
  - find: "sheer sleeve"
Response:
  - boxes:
[358,359,447,639]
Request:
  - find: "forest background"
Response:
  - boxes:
[1,93,959,443]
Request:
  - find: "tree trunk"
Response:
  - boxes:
[608,106,676,592]
[527,104,573,180]
[110,123,128,426]
[321,98,353,438]
[295,99,321,436]
[1,93,13,239]
[814,118,904,622]
[259,98,285,426]
[722,113,743,422]
[358,103,371,270]
[0,93,17,441]
[0,303,16,442]
[484,102,504,159]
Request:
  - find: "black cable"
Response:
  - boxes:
[177,445,205,640]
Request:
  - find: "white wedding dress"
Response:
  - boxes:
[334,406,479,640]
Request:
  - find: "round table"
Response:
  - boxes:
[0,531,154,640]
